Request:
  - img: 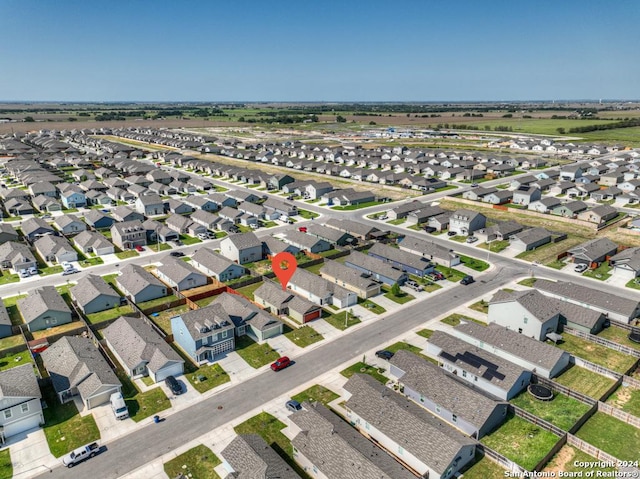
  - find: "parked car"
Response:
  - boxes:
[207,232,217,239]
[164,375,182,395]
[574,263,588,273]
[423,226,437,233]
[197,233,208,240]
[429,272,445,281]
[173,240,184,246]
[271,356,292,372]
[460,275,475,285]
[18,269,30,278]
[406,280,422,292]
[62,269,79,276]
[471,183,479,187]
[62,442,101,468]
[466,236,478,243]
[134,245,144,252]
[170,251,185,257]
[447,231,457,237]
[285,400,302,412]
[375,350,394,360]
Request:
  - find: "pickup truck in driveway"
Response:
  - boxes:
[62,442,101,467]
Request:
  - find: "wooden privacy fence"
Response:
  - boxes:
[534,375,597,406]
[565,327,640,359]
[597,401,640,429]
[476,444,527,475]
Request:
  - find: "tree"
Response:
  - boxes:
[24,116,34,122]
[369,121,377,125]
[391,282,402,296]
[336,115,347,123]
[556,127,566,134]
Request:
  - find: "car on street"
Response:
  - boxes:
[471,183,479,187]
[270,356,292,371]
[164,375,182,395]
[423,226,437,233]
[460,275,475,285]
[574,263,588,273]
[447,231,457,236]
[466,236,478,243]
[298,226,307,233]
[170,251,185,257]
[375,350,394,360]
[62,442,101,468]
[62,268,79,276]
[134,245,144,252]
[285,400,302,412]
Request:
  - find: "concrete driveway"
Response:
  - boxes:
[92,402,139,442]
[8,428,58,479]
[216,352,258,384]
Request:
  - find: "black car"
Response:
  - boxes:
[447,231,457,236]
[375,350,394,360]
[460,275,475,285]
[170,251,185,257]
[423,226,437,233]
[164,375,182,395]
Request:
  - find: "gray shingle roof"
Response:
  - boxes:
[290,402,415,479]
[281,230,326,250]
[390,350,507,429]
[344,374,476,475]
[176,303,235,341]
[157,256,205,284]
[191,248,241,275]
[535,278,640,318]
[369,243,432,272]
[73,230,113,251]
[21,217,54,237]
[511,227,551,245]
[429,330,526,391]
[253,280,292,309]
[224,231,262,250]
[320,260,379,291]
[306,224,351,244]
[490,289,559,323]
[34,234,75,257]
[0,363,41,399]
[214,292,281,332]
[610,247,640,273]
[222,434,302,479]
[117,264,166,297]
[103,316,183,374]
[323,218,379,239]
[71,274,120,309]
[345,250,405,282]
[397,237,458,264]
[18,286,71,323]
[568,238,618,262]
[290,268,352,302]
[453,321,567,371]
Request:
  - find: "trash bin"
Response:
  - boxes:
[154,415,160,423]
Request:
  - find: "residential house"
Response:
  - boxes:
[111,205,144,223]
[190,209,219,230]
[344,374,477,479]
[0,364,44,439]
[267,174,294,190]
[511,186,542,206]
[388,201,423,220]
[323,218,380,241]
[281,230,331,254]
[577,205,618,225]
[117,264,168,304]
[288,268,357,308]
[253,280,322,323]
[0,303,11,339]
[84,210,115,230]
[29,181,57,198]
[21,217,56,240]
[263,197,297,218]
[53,214,87,235]
[70,275,121,315]
[225,190,260,204]
[59,186,86,208]
[567,238,618,266]
[73,230,114,256]
[191,248,246,281]
[218,206,243,224]
[610,247,640,279]
[482,190,513,205]
[110,220,147,250]
[221,434,302,479]
[134,193,164,216]
[406,205,445,226]
[220,232,263,264]
[428,212,453,231]
[0,241,37,273]
[397,236,461,267]
[449,209,486,235]
[488,289,560,340]
[450,321,571,379]
[478,221,524,242]
[34,234,78,263]
[305,182,333,200]
[32,195,61,213]
[166,199,192,215]
[289,402,415,479]
[560,164,584,181]
[551,201,588,217]
[320,260,381,298]
[368,243,434,277]
[509,227,552,252]
[462,187,496,201]
[104,316,184,382]
[306,224,354,246]
[17,286,72,332]
[389,351,508,439]
[345,250,407,286]
[528,197,562,213]
[0,223,19,244]
[426,331,531,400]
[214,292,283,342]
[4,198,33,216]
[155,256,208,291]
[165,214,206,236]
[41,336,121,409]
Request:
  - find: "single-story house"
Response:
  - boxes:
[18,286,72,332]
[71,274,122,315]
[117,263,169,304]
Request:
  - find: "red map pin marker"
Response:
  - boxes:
[272,252,297,290]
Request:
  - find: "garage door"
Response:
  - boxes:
[87,389,117,410]
[304,310,321,323]
[154,362,185,383]
[3,412,42,438]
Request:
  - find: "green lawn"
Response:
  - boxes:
[0,449,11,479]
[416,329,434,339]
[119,373,171,422]
[115,250,139,260]
[554,365,616,399]
[185,363,230,394]
[340,362,388,384]
[0,334,25,351]
[553,334,637,374]
[40,265,63,276]
[575,412,640,462]
[543,445,616,475]
[358,298,386,314]
[435,264,466,282]
[480,413,560,471]
[3,294,27,326]
[323,310,361,330]
[234,335,280,368]
[625,278,640,290]
[163,445,221,479]
[597,325,640,351]
[0,350,33,371]
[43,390,101,457]
[468,300,489,314]
[421,281,442,292]
[582,263,612,281]
[387,218,406,225]
[510,390,591,431]
[459,255,490,271]
[194,296,219,308]
[459,454,506,479]
[441,313,486,327]
[179,234,202,245]
[605,385,640,417]
[149,304,190,335]
[283,325,323,348]
[478,240,510,253]
[85,304,135,324]
[0,270,19,285]
[79,256,104,268]
[292,384,339,406]
[136,294,179,311]
[297,209,319,219]
[545,259,566,270]
[318,248,341,257]
[234,281,264,300]
[146,241,172,252]
[518,278,537,287]
[234,412,307,478]
[302,261,325,275]
[383,289,415,304]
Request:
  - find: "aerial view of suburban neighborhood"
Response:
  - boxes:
[1,2,639,479]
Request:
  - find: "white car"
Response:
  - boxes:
[574,263,588,273]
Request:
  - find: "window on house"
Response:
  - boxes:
[518,328,523,333]
[21,403,29,413]
[452,414,457,423]
[4,410,11,419]
[462,370,467,378]
[524,317,528,324]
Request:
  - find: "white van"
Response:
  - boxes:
[110,392,129,420]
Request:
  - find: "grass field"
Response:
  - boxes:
[459,454,505,479]
[234,335,279,368]
[0,334,24,351]
[481,414,560,470]
[575,412,640,461]
[291,384,339,406]
[554,365,616,399]
[553,333,637,374]
[0,449,11,479]
[185,363,230,394]
[597,325,640,351]
[283,324,323,348]
[85,304,135,324]
[459,255,490,271]
[323,310,361,330]
[340,361,388,384]
[358,298,386,314]
[510,390,591,431]
[137,294,180,311]
[234,281,264,301]
[0,350,33,372]
[605,385,640,417]
[163,445,221,479]
[468,300,489,314]
[150,304,190,335]
[416,329,434,339]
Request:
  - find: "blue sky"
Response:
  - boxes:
[1,0,638,101]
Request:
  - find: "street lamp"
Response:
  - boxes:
[344,309,349,329]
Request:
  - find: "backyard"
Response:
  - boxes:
[605,385,640,417]
[552,333,637,374]
[510,390,592,431]
[458,454,505,479]
[480,414,560,471]
[554,365,616,399]
[149,304,190,336]
[85,304,135,325]
[163,444,221,479]
[0,350,33,372]
[575,412,640,462]
[543,445,616,475]
[597,325,640,351]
